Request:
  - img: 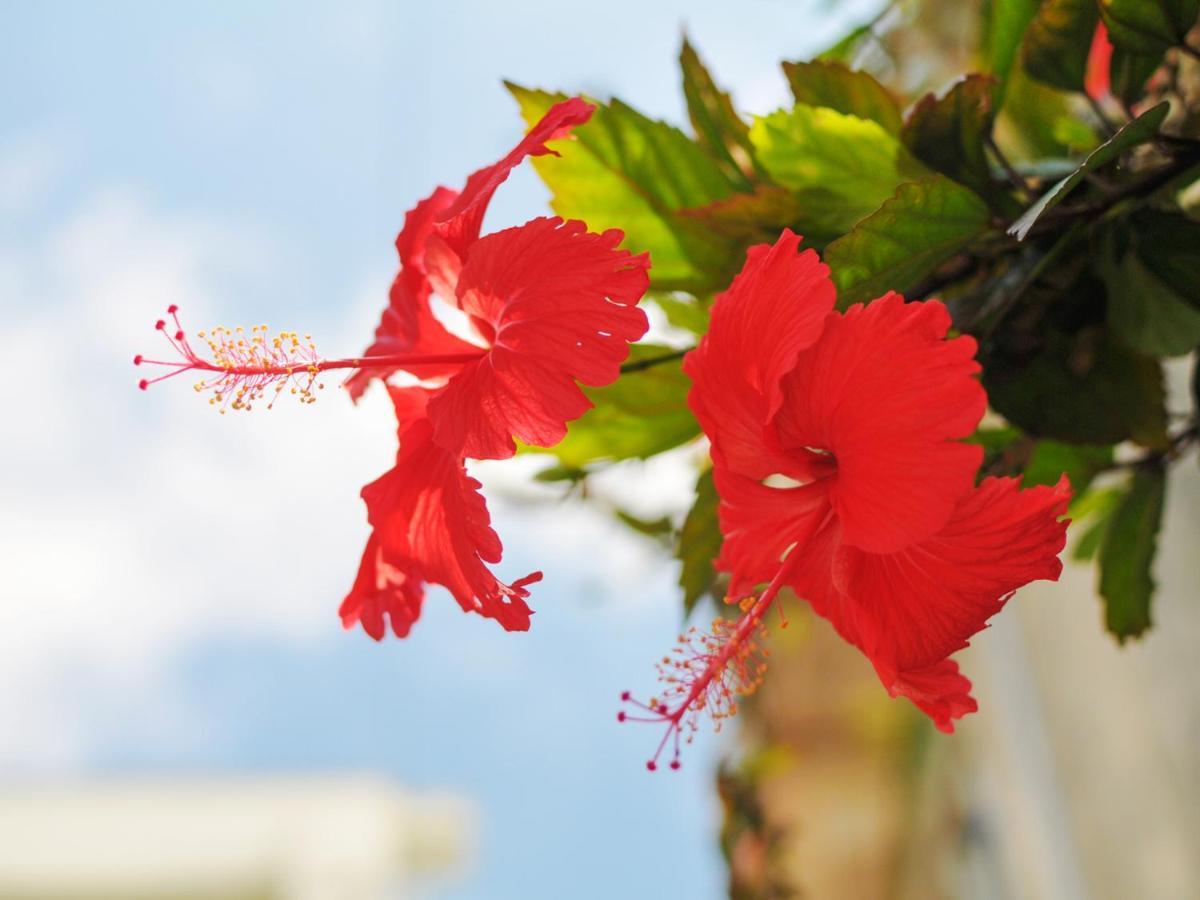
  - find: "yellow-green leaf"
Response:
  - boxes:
[507,84,739,291]
[750,104,929,242]
[542,344,699,468]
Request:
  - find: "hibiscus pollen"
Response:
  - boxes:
[135,305,486,413]
[619,556,798,771]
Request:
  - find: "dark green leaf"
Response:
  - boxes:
[781,59,903,133]
[681,37,761,190]
[540,344,700,467]
[533,464,586,483]
[1009,101,1170,239]
[750,104,929,242]
[984,324,1169,448]
[1193,353,1200,414]
[1099,0,1200,53]
[678,468,722,615]
[824,176,990,308]
[1097,463,1166,641]
[1100,219,1200,356]
[902,74,996,198]
[615,509,674,539]
[1124,210,1200,305]
[1021,0,1101,91]
[507,84,739,291]
[1110,46,1162,104]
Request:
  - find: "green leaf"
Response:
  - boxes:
[817,22,875,63]
[680,37,760,190]
[1097,463,1166,641]
[983,0,1039,102]
[1070,484,1124,561]
[1009,101,1170,240]
[650,292,711,335]
[824,176,990,308]
[901,74,997,198]
[677,468,722,615]
[1124,209,1200,305]
[781,59,903,134]
[1100,219,1200,356]
[507,84,739,291]
[678,185,804,246]
[984,323,1169,448]
[615,509,674,539]
[1099,0,1200,53]
[1021,0,1101,91]
[1023,440,1114,493]
[750,104,928,242]
[1000,67,1095,161]
[541,344,699,468]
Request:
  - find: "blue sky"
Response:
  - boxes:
[0,2,876,896]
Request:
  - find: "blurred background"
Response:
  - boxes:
[1,1,1198,898]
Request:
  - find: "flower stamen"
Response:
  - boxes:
[619,555,797,772]
[134,305,487,413]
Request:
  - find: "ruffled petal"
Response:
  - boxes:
[830,475,1070,728]
[359,387,541,632]
[434,97,595,260]
[339,531,425,640]
[427,217,649,459]
[684,230,834,479]
[874,658,978,733]
[714,467,834,597]
[346,186,483,402]
[776,294,986,553]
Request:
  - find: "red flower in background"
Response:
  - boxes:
[1085,23,1114,100]
[624,232,1068,768]
[339,98,650,639]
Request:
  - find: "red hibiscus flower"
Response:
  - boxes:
[337,98,650,638]
[623,231,1068,769]
[137,98,650,640]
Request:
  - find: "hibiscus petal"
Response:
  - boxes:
[875,658,978,733]
[684,230,834,479]
[428,217,650,459]
[434,97,595,259]
[714,467,835,597]
[776,293,986,552]
[346,186,483,402]
[359,388,541,632]
[339,531,425,640]
[832,475,1070,725]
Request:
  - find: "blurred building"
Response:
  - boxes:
[0,775,474,899]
